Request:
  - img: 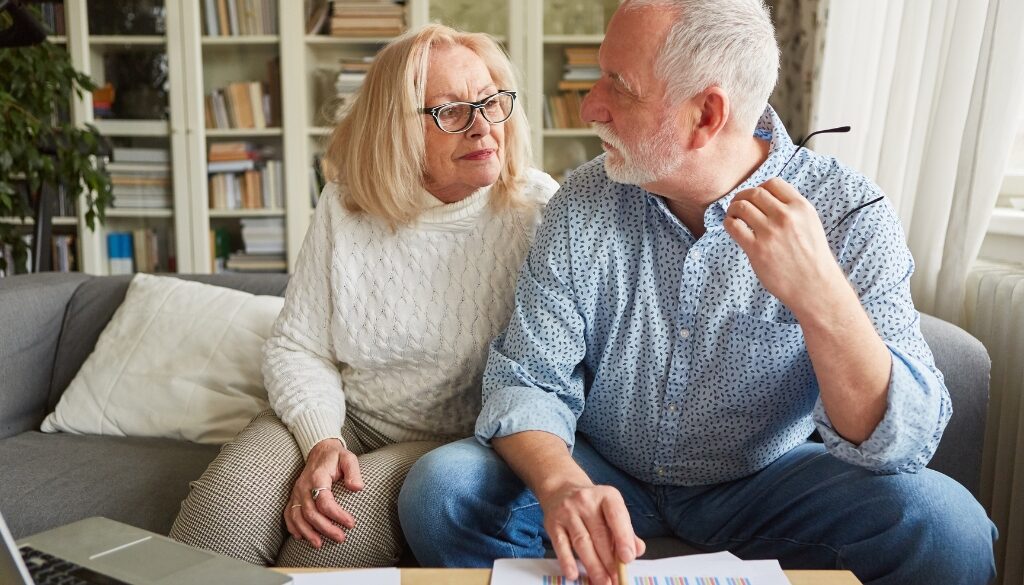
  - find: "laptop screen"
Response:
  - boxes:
[0,511,33,585]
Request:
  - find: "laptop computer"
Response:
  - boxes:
[1,511,290,585]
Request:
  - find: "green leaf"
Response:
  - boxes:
[0,39,112,237]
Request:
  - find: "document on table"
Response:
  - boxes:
[286,567,400,585]
[491,553,792,585]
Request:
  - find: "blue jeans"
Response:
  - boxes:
[398,437,996,585]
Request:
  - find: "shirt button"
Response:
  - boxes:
[679,328,690,339]
[656,467,666,477]
[668,403,678,412]
[691,250,702,261]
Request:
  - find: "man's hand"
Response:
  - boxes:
[537,483,646,585]
[284,438,364,548]
[723,177,848,318]
[724,177,892,443]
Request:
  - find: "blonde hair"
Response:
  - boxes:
[322,24,533,227]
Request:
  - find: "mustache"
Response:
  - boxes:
[592,123,623,149]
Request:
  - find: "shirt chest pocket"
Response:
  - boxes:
[711,310,817,414]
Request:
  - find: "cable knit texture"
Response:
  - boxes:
[263,168,559,457]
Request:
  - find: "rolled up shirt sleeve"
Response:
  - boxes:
[814,340,951,473]
[814,191,952,473]
[475,190,588,450]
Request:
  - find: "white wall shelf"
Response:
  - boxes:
[205,128,283,137]
[544,34,604,44]
[89,35,166,45]
[0,217,79,226]
[305,35,393,45]
[209,209,286,218]
[544,128,598,138]
[105,209,175,219]
[201,35,279,45]
[94,119,170,137]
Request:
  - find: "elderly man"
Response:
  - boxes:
[397,1,996,584]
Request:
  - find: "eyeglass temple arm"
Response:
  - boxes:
[777,125,851,178]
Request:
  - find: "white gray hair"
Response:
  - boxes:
[622,0,779,132]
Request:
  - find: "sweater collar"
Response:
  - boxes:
[416,185,493,231]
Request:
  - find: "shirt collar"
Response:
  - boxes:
[702,105,797,226]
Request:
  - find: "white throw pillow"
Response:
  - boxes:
[41,273,284,444]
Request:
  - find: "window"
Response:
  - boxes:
[1000,97,1024,208]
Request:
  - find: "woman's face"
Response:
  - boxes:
[421,45,506,203]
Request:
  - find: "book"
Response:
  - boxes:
[112,148,170,164]
[208,160,258,173]
[107,232,134,275]
[204,0,219,36]
[51,235,75,273]
[306,0,330,34]
[217,0,230,35]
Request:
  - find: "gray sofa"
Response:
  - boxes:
[0,273,992,559]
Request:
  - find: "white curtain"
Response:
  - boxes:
[809,0,1024,324]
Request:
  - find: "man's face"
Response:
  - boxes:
[580,6,686,185]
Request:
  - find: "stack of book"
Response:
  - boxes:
[545,46,600,129]
[201,0,279,36]
[226,217,286,272]
[106,229,160,274]
[328,56,374,122]
[108,148,172,210]
[207,142,284,211]
[53,187,78,218]
[40,2,66,36]
[330,0,406,37]
[205,79,276,129]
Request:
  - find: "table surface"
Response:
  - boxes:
[279,567,865,585]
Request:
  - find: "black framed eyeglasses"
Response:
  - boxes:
[777,124,884,236]
[418,90,516,134]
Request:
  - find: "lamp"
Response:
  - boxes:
[0,0,47,48]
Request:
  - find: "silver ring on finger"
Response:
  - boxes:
[311,486,330,501]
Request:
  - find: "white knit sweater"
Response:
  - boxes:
[262,169,559,456]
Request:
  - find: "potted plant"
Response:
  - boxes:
[0,15,112,275]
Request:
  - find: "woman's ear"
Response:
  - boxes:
[688,87,730,150]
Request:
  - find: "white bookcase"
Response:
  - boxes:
[53,0,610,276]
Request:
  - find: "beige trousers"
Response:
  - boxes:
[169,409,441,567]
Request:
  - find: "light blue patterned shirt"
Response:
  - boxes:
[476,106,951,486]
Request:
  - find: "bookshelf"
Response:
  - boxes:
[35,0,610,276]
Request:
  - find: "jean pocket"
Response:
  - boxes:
[710,310,816,414]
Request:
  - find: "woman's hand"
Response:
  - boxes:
[284,438,364,548]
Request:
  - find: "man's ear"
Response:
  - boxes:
[688,87,730,150]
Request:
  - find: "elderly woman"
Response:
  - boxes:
[169,24,557,567]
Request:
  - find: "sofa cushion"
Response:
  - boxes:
[42,274,284,444]
[0,273,91,439]
[48,274,290,412]
[0,431,220,539]
[919,313,990,497]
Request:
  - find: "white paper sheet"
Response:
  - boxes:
[491,554,791,585]
[286,567,400,585]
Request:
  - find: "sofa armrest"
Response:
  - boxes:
[0,273,92,439]
[920,313,991,498]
